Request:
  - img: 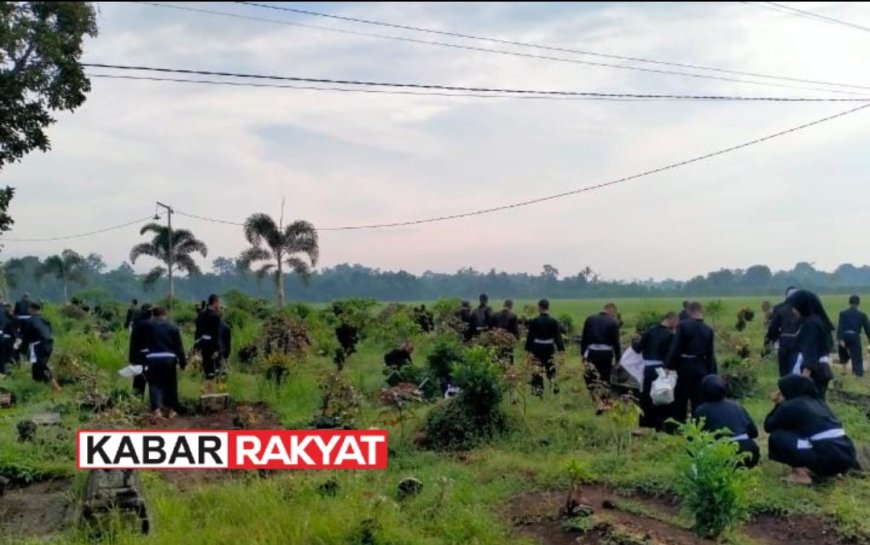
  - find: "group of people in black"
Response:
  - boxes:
[125,294,231,419]
[0,293,61,392]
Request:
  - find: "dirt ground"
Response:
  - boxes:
[506,486,845,545]
[143,402,282,491]
[0,478,75,537]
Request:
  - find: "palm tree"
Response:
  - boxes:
[130,223,208,299]
[35,249,88,304]
[238,212,318,307]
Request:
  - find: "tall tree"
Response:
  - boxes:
[0,3,97,236]
[35,249,87,303]
[129,223,208,298]
[238,212,318,307]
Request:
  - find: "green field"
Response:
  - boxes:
[1,295,869,545]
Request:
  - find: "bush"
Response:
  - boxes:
[634,310,662,334]
[314,371,362,429]
[719,356,759,399]
[673,420,757,539]
[368,305,422,349]
[426,335,464,386]
[424,346,509,450]
[557,314,575,335]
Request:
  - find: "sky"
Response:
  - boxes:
[3,1,870,281]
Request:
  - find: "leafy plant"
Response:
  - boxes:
[368,304,422,350]
[705,299,725,326]
[129,223,208,297]
[315,371,362,429]
[426,335,464,389]
[719,356,759,399]
[473,328,517,367]
[378,383,423,439]
[35,249,88,303]
[673,419,757,539]
[634,310,662,334]
[604,393,643,454]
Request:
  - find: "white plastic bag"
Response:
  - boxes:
[650,368,677,406]
[118,364,144,378]
[618,347,645,387]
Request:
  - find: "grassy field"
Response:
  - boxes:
[1,295,869,545]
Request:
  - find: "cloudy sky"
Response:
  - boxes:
[3,2,870,280]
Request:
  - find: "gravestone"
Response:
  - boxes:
[0,391,13,408]
[201,393,230,413]
[31,412,62,426]
[81,469,149,535]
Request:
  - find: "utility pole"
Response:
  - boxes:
[156,202,174,310]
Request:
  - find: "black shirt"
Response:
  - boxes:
[124,307,139,329]
[666,318,716,373]
[795,315,833,380]
[144,318,187,368]
[196,308,223,354]
[764,394,843,438]
[21,314,52,348]
[766,301,801,345]
[384,348,412,369]
[524,313,565,353]
[470,305,493,333]
[635,324,673,362]
[13,299,30,318]
[678,309,691,322]
[580,312,621,359]
[837,307,870,342]
[694,400,758,439]
[493,309,520,338]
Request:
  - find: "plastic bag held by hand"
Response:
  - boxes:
[118,364,143,378]
[618,347,645,387]
[650,368,677,406]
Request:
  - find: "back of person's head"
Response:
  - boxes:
[699,375,728,403]
[460,300,470,309]
[28,301,41,312]
[761,300,771,311]
[603,303,617,316]
[849,294,861,306]
[778,374,818,400]
[688,301,703,315]
[785,286,798,298]
[152,306,167,318]
[682,300,689,309]
[538,299,550,312]
[141,303,154,319]
[662,311,678,325]
[504,299,513,310]
[22,293,30,301]
[790,290,833,329]
[208,293,220,307]
[479,294,488,305]
[131,299,138,306]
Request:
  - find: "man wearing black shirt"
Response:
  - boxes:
[143,307,186,419]
[837,295,870,378]
[525,299,564,397]
[666,301,716,423]
[766,287,801,377]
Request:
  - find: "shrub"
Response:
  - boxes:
[432,297,465,337]
[426,335,464,387]
[424,346,509,450]
[673,419,757,539]
[634,310,662,334]
[314,371,362,429]
[473,329,516,367]
[368,305,422,349]
[557,314,575,335]
[719,356,759,399]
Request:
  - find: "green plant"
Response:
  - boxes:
[378,383,423,439]
[673,419,757,539]
[705,299,725,326]
[315,371,362,429]
[719,356,759,399]
[369,305,423,350]
[557,313,575,334]
[426,335,464,386]
[604,394,643,454]
[634,310,662,334]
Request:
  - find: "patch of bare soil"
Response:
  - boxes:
[506,486,849,545]
[0,478,75,537]
[142,403,282,491]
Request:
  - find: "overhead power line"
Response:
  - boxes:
[753,2,870,33]
[4,215,159,243]
[135,1,866,96]
[174,103,870,231]
[84,64,870,102]
[237,1,870,92]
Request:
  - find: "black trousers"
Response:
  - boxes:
[145,357,179,412]
[768,431,857,476]
[584,349,613,389]
[843,334,864,377]
[202,347,224,380]
[777,338,795,377]
[0,339,12,374]
[529,347,556,392]
[640,365,670,431]
[737,439,761,469]
[672,356,712,423]
[31,344,53,383]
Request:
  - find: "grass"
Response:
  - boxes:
[1,295,869,545]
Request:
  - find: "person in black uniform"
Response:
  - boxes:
[765,287,801,377]
[220,312,232,364]
[20,302,60,391]
[525,299,564,397]
[143,307,186,419]
[666,301,716,423]
[633,312,678,431]
[678,301,691,322]
[0,303,16,375]
[493,299,520,339]
[765,375,858,484]
[790,290,835,401]
[457,301,473,342]
[128,304,154,398]
[123,299,139,330]
[384,341,414,370]
[580,303,621,403]
[469,294,494,338]
[837,295,870,378]
[12,293,31,363]
[13,293,31,319]
[693,375,760,467]
[195,294,225,380]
